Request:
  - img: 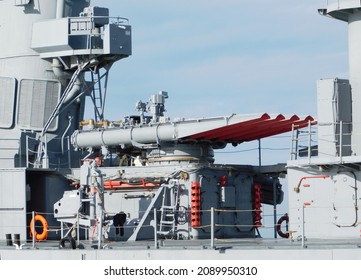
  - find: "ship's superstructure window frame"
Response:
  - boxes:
[0,76,16,129]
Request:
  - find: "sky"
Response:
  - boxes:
[88,0,349,165]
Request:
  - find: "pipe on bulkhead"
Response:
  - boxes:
[56,2,82,104]
[52,58,83,104]
[63,77,82,104]
[56,0,65,19]
[52,58,71,83]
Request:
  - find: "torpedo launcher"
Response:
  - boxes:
[71,91,315,165]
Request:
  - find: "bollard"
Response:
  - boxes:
[5,234,13,246]
[14,234,20,247]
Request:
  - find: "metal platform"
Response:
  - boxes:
[1,238,361,260]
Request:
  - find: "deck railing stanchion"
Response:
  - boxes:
[211,207,215,249]
[154,208,158,249]
[32,211,35,248]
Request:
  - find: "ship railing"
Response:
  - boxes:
[1,208,291,250]
[193,208,289,250]
[290,120,318,161]
[290,120,353,163]
[306,121,352,164]
[69,15,129,31]
[25,135,72,169]
[313,120,352,163]
[2,206,358,251]
[0,208,326,249]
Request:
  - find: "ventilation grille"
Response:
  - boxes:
[17,79,60,131]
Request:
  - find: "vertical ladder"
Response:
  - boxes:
[157,205,176,237]
[91,71,103,122]
[290,124,299,160]
[90,69,110,122]
[157,182,180,237]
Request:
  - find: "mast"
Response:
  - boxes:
[319,1,361,156]
[0,0,131,168]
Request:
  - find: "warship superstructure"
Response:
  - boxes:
[0,0,361,260]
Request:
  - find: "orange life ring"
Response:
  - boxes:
[30,214,49,240]
[276,214,289,239]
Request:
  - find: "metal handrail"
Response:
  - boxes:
[67,16,129,51]
[26,135,72,168]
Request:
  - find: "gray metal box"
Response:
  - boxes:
[82,6,109,26]
[103,24,132,56]
[31,18,72,54]
[317,78,352,157]
[0,169,27,241]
